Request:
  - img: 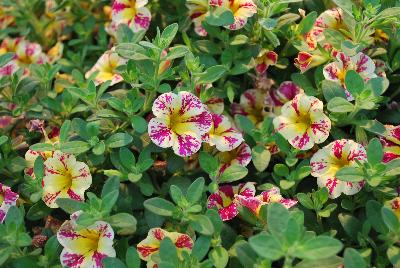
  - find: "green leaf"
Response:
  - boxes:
[219,164,248,183]
[199,152,218,175]
[144,197,176,216]
[108,213,137,235]
[274,164,289,177]
[26,201,52,221]
[190,214,214,235]
[56,198,88,214]
[60,141,91,154]
[249,233,284,260]
[298,11,318,34]
[186,177,205,204]
[125,247,141,268]
[170,185,185,205]
[338,213,361,239]
[345,70,364,96]
[30,143,54,152]
[297,193,314,209]
[0,52,13,67]
[259,18,277,30]
[335,166,364,182]
[252,146,271,172]
[131,115,147,133]
[209,247,229,268]
[295,236,343,260]
[33,156,44,180]
[381,207,400,232]
[159,238,179,265]
[323,29,345,49]
[344,248,367,268]
[267,203,290,238]
[165,46,189,60]
[206,7,234,26]
[59,120,71,142]
[106,133,133,148]
[0,135,8,146]
[44,236,61,263]
[198,65,227,84]
[235,114,255,135]
[160,23,179,48]
[367,138,383,165]
[327,97,354,113]
[294,256,343,268]
[192,235,211,260]
[322,80,347,101]
[366,200,388,234]
[103,257,127,268]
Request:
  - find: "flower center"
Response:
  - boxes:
[168,113,183,133]
[61,169,73,190]
[229,0,240,15]
[80,229,101,252]
[296,113,312,126]
[337,69,347,84]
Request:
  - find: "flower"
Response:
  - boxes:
[57,212,115,268]
[273,94,331,150]
[148,91,212,157]
[236,186,297,216]
[323,52,377,99]
[310,139,367,198]
[255,50,278,74]
[231,89,268,126]
[217,142,252,174]
[388,197,400,219]
[111,0,151,33]
[137,228,194,267]
[47,41,64,64]
[294,51,328,73]
[194,83,224,114]
[209,0,257,30]
[15,40,48,66]
[265,81,303,114]
[380,125,400,163]
[207,182,255,221]
[0,60,18,78]
[85,49,127,86]
[42,151,92,208]
[0,183,19,223]
[203,114,243,152]
[187,0,209,36]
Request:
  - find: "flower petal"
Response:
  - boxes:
[148,117,175,148]
[172,133,202,157]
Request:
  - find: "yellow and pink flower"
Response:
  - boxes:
[111,0,151,33]
[255,50,278,74]
[294,51,328,73]
[207,182,255,221]
[231,89,268,126]
[0,60,18,78]
[217,142,252,174]
[273,94,331,150]
[265,81,303,114]
[187,0,209,36]
[388,197,400,219]
[310,139,367,198]
[0,183,19,223]
[203,114,243,152]
[323,52,377,99]
[137,228,194,268]
[57,212,115,268]
[236,186,297,216]
[42,151,92,208]
[195,83,224,114]
[379,125,400,163]
[209,0,257,30]
[85,49,127,86]
[148,91,212,157]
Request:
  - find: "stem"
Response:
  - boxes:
[283,256,293,268]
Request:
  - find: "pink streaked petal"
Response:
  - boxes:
[280,198,298,209]
[218,202,238,221]
[237,182,256,197]
[175,234,193,249]
[182,111,213,134]
[148,117,174,148]
[178,91,207,117]
[130,7,151,32]
[235,143,252,166]
[152,92,180,117]
[352,52,375,75]
[235,195,262,214]
[60,249,85,268]
[172,133,202,157]
[43,191,62,208]
[207,192,224,209]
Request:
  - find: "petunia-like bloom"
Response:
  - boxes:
[111,0,151,32]
[294,51,327,73]
[194,83,224,114]
[388,197,400,219]
[57,212,116,268]
[203,114,243,152]
[209,0,257,30]
[236,186,297,216]
[0,60,19,78]
[273,94,331,150]
[255,50,278,74]
[85,50,127,86]
[217,142,252,174]
[231,89,268,126]
[0,183,19,223]
[187,0,209,36]
[148,91,212,157]
[310,139,367,198]
[137,228,194,268]
[207,182,255,221]
[15,40,48,66]
[380,125,400,163]
[323,52,377,99]
[42,151,92,208]
[265,81,303,114]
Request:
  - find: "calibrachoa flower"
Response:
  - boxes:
[236,186,297,216]
[194,83,224,114]
[379,125,400,163]
[15,40,48,66]
[265,81,303,114]
[388,197,400,219]
[209,0,257,30]
[42,151,92,208]
[255,49,278,74]
[294,51,328,73]
[111,0,151,32]
[85,49,127,86]
[0,183,19,223]
[148,91,212,157]
[203,114,243,152]
[207,182,255,221]
[0,60,18,78]
[323,52,377,99]
[231,89,268,126]
[217,142,252,174]
[273,94,331,150]
[57,212,115,268]
[137,228,194,268]
[310,139,367,198]
[187,0,209,36]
